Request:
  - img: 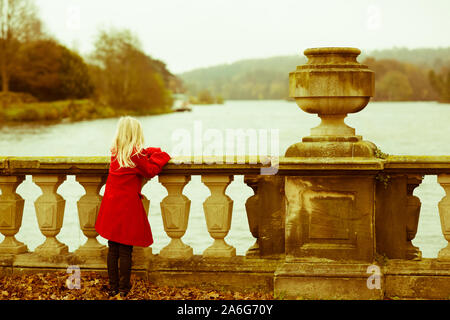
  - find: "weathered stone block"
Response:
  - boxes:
[274,261,383,300]
[285,175,375,261]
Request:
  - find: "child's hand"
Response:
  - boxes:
[143,147,162,156]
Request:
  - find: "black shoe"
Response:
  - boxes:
[119,291,129,298]
[108,289,119,297]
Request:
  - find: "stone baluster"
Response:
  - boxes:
[33,175,68,255]
[438,174,450,261]
[158,175,192,259]
[133,178,153,265]
[405,174,423,260]
[202,175,235,257]
[141,178,151,215]
[75,175,107,259]
[0,175,28,254]
[244,175,260,257]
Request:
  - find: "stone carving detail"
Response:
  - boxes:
[285,175,374,261]
[33,175,68,255]
[159,175,192,259]
[75,175,107,258]
[202,175,235,257]
[438,174,450,261]
[307,193,355,241]
[0,175,28,254]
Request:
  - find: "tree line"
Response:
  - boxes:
[180,49,450,103]
[0,0,181,116]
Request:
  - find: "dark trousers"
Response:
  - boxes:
[107,240,133,293]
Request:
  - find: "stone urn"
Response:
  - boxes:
[286,47,377,157]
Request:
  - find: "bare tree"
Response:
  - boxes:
[90,28,172,111]
[0,0,43,93]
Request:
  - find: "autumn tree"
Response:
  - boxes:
[0,0,43,93]
[197,89,215,104]
[90,28,172,112]
[429,67,450,103]
[376,71,413,101]
[363,57,438,101]
[11,39,94,101]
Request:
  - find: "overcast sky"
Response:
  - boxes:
[34,0,450,74]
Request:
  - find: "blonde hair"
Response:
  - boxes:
[111,116,145,168]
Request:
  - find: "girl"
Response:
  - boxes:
[95,116,171,297]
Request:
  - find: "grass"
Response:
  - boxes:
[0,99,173,124]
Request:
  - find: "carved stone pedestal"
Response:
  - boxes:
[277,47,381,299]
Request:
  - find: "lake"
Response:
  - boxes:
[0,100,449,257]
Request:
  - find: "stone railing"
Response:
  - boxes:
[0,156,376,257]
[1,156,449,258]
[1,156,450,259]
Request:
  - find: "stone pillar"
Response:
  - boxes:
[244,175,260,257]
[141,179,151,215]
[375,174,423,259]
[0,175,28,254]
[437,174,450,261]
[245,175,285,258]
[133,178,153,266]
[405,175,423,260]
[33,175,68,255]
[257,176,285,258]
[158,175,192,259]
[74,175,107,259]
[202,175,235,257]
[275,47,382,299]
[283,47,377,261]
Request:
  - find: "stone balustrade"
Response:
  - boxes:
[0,156,449,264]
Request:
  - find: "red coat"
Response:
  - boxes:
[95,147,171,247]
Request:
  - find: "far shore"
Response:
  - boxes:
[0,99,447,128]
[0,99,174,127]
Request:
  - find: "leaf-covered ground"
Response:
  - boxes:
[0,271,274,300]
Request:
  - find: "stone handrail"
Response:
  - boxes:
[1,155,449,260]
[2,155,450,174]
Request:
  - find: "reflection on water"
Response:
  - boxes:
[0,100,449,256]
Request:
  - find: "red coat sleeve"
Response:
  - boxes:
[143,147,162,154]
[135,148,171,178]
